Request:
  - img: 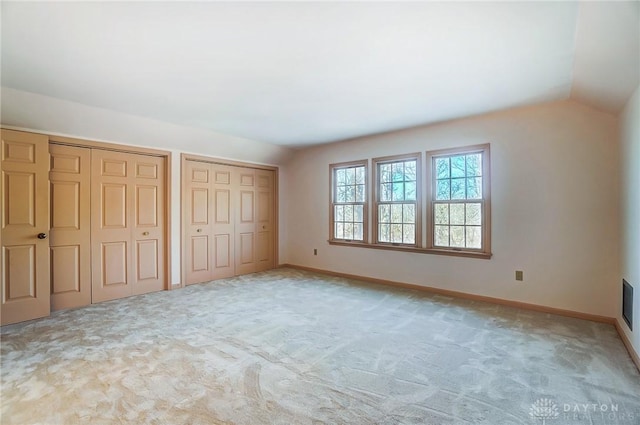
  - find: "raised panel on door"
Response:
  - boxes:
[3,245,36,299]
[255,169,275,272]
[91,150,132,302]
[1,130,50,325]
[214,234,231,269]
[102,241,128,286]
[51,245,81,293]
[184,161,214,284]
[234,168,257,276]
[191,235,210,272]
[132,154,165,295]
[192,188,209,225]
[136,239,159,281]
[51,182,80,229]
[49,144,91,311]
[4,172,35,226]
[212,164,235,279]
[239,232,255,266]
[102,184,127,228]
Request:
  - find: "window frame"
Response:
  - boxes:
[329,160,369,243]
[372,153,422,247]
[425,144,491,257]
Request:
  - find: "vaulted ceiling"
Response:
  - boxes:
[1,1,638,147]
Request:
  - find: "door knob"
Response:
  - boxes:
[142,231,149,236]
[262,225,266,229]
[37,233,48,239]
[196,228,202,233]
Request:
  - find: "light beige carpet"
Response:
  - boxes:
[1,268,639,425]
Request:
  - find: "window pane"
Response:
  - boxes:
[466,154,482,177]
[392,182,405,201]
[466,226,482,249]
[346,168,356,185]
[354,223,363,241]
[451,178,466,200]
[450,226,465,247]
[344,222,354,240]
[405,181,416,201]
[343,204,353,222]
[466,177,482,199]
[436,180,450,200]
[356,184,365,202]
[379,204,390,223]
[355,166,365,184]
[336,169,346,185]
[403,224,415,244]
[354,205,364,222]
[392,163,404,182]
[466,203,481,225]
[404,160,417,180]
[403,204,415,224]
[435,225,449,246]
[380,183,392,201]
[380,164,391,183]
[435,204,449,225]
[450,203,465,225]
[436,158,450,179]
[379,224,390,242]
[335,205,344,221]
[451,155,465,178]
[391,204,403,223]
[391,224,403,243]
[335,222,344,239]
[348,185,357,202]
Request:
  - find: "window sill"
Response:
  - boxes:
[327,240,492,259]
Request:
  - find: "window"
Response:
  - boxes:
[330,161,367,242]
[427,144,490,255]
[328,144,491,259]
[373,154,420,246]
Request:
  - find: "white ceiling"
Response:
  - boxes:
[1,1,638,147]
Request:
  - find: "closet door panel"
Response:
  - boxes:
[131,155,165,295]
[91,150,132,302]
[49,144,91,311]
[185,161,214,284]
[1,130,51,325]
[234,168,257,275]
[212,165,235,279]
[255,169,275,272]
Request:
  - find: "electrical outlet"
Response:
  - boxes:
[515,270,524,281]
[314,248,317,256]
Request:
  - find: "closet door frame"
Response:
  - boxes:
[180,153,279,288]
[47,135,173,292]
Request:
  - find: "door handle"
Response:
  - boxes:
[196,228,202,233]
[142,231,149,236]
[262,225,267,230]
[37,233,48,239]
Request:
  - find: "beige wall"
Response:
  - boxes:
[1,87,294,285]
[620,85,640,352]
[1,86,625,320]
[282,100,620,317]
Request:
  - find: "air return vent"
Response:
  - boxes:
[622,279,633,331]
